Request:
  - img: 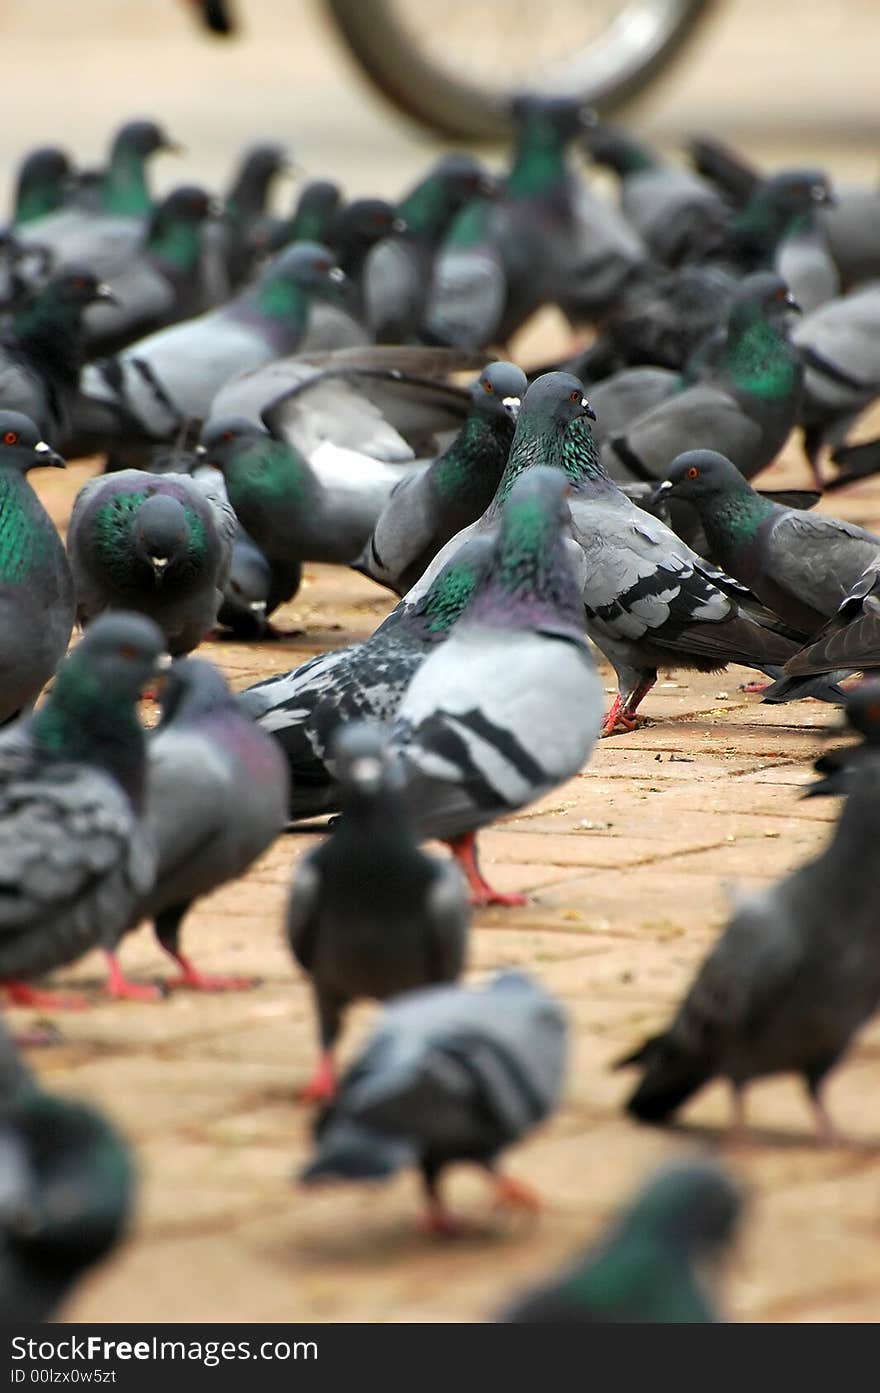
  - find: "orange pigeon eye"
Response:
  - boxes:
[4,431,18,445]
[483,380,494,393]
[569,390,580,402]
[686,466,699,479]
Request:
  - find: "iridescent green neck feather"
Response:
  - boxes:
[0,472,55,584]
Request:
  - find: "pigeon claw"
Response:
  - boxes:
[299,1054,337,1105]
[739,680,769,695]
[4,981,88,1011]
[491,1173,541,1215]
[103,953,165,1003]
[164,953,258,993]
[446,832,529,908]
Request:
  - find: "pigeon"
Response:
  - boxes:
[299,971,567,1234]
[75,243,350,447]
[212,142,292,291]
[389,466,604,905]
[805,683,880,798]
[238,534,493,818]
[791,282,880,482]
[16,120,180,278]
[254,179,342,257]
[0,1028,136,1320]
[287,723,469,1102]
[601,273,804,486]
[653,450,880,633]
[617,757,880,1141]
[693,168,835,277]
[66,468,236,654]
[82,186,217,357]
[0,414,74,725]
[780,558,880,686]
[197,415,410,568]
[355,361,526,594]
[12,146,74,227]
[0,612,163,1008]
[128,657,289,991]
[687,135,761,208]
[422,193,507,350]
[215,528,301,639]
[363,153,492,342]
[498,1159,742,1322]
[0,266,116,443]
[819,176,880,290]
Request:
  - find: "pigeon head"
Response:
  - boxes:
[226,143,293,214]
[396,155,491,240]
[332,723,393,801]
[520,372,596,429]
[224,538,272,624]
[199,416,266,464]
[256,179,343,253]
[468,466,585,635]
[27,266,117,324]
[329,198,402,268]
[1,1091,135,1289]
[470,361,528,422]
[494,372,599,504]
[763,168,835,217]
[199,419,307,529]
[582,122,655,175]
[14,147,73,224]
[654,450,749,506]
[721,273,802,401]
[841,682,880,743]
[509,93,596,141]
[110,118,181,161]
[155,656,232,728]
[729,271,801,328]
[256,242,348,317]
[103,120,181,218]
[145,187,216,268]
[133,494,191,583]
[612,1160,743,1256]
[0,412,65,472]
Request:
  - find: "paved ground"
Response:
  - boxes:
[4,0,880,1329]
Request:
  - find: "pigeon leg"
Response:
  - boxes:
[728,1082,748,1142]
[155,906,257,992]
[299,1051,337,1105]
[103,952,164,1003]
[601,675,656,737]
[806,1076,842,1147]
[300,994,341,1103]
[4,981,88,1011]
[489,1170,542,1215]
[445,832,528,908]
[418,1164,474,1237]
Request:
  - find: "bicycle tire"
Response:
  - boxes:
[326,0,715,141]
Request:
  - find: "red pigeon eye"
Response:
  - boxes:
[686,466,699,479]
[3,431,18,445]
[569,390,580,402]
[222,431,235,443]
[483,380,494,394]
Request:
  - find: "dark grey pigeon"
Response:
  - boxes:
[390,466,604,905]
[792,283,880,483]
[238,534,494,819]
[198,416,410,567]
[780,558,880,689]
[209,142,293,292]
[12,146,75,227]
[805,683,880,798]
[0,414,74,725]
[653,450,880,634]
[299,971,567,1234]
[498,1158,742,1323]
[67,468,235,655]
[601,273,804,486]
[618,757,880,1141]
[288,723,469,1104]
[0,1026,136,1320]
[75,243,351,446]
[0,613,162,1008]
[0,267,116,444]
[216,529,301,640]
[128,658,289,991]
[355,361,526,594]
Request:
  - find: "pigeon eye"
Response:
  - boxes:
[222,431,235,443]
[569,390,580,402]
[686,466,699,479]
[118,643,140,660]
[483,380,494,394]
[3,431,18,445]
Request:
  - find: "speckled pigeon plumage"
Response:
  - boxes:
[287,723,469,1103]
[0,613,162,1005]
[618,757,880,1140]
[0,414,74,725]
[67,468,235,654]
[498,1158,742,1322]
[299,971,567,1235]
[355,361,526,594]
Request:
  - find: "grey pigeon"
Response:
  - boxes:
[0,267,116,444]
[208,142,293,292]
[618,757,880,1141]
[67,468,236,654]
[780,558,880,687]
[0,1026,136,1320]
[288,723,469,1103]
[129,657,289,991]
[601,273,804,486]
[0,414,74,724]
[390,466,604,905]
[653,450,880,634]
[819,177,880,290]
[75,243,350,446]
[299,971,567,1234]
[792,282,880,482]
[12,146,74,227]
[198,416,412,568]
[805,683,880,798]
[216,529,301,640]
[252,179,342,257]
[498,1158,742,1323]
[355,361,526,594]
[0,613,163,1008]
[238,534,493,818]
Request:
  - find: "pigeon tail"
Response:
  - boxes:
[299,1117,416,1185]
[760,672,847,705]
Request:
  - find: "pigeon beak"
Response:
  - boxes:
[650,479,674,506]
[579,106,599,129]
[150,556,170,582]
[194,444,208,457]
[33,440,66,468]
[811,182,835,206]
[580,396,597,421]
[784,291,802,314]
[278,156,299,180]
[207,197,224,218]
[502,395,521,419]
[161,139,186,157]
[94,282,119,305]
[350,755,384,794]
[248,600,267,615]
[327,266,348,285]
[478,174,501,199]
[391,216,408,234]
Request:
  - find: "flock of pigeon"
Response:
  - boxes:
[2,98,880,1323]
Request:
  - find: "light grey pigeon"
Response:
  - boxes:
[618,756,880,1141]
[354,360,526,594]
[287,723,469,1103]
[238,535,494,819]
[390,466,604,905]
[0,613,163,1008]
[299,970,567,1235]
[75,243,350,446]
[129,658,289,991]
[792,282,880,481]
[67,468,235,655]
[0,414,74,725]
[819,178,880,289]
